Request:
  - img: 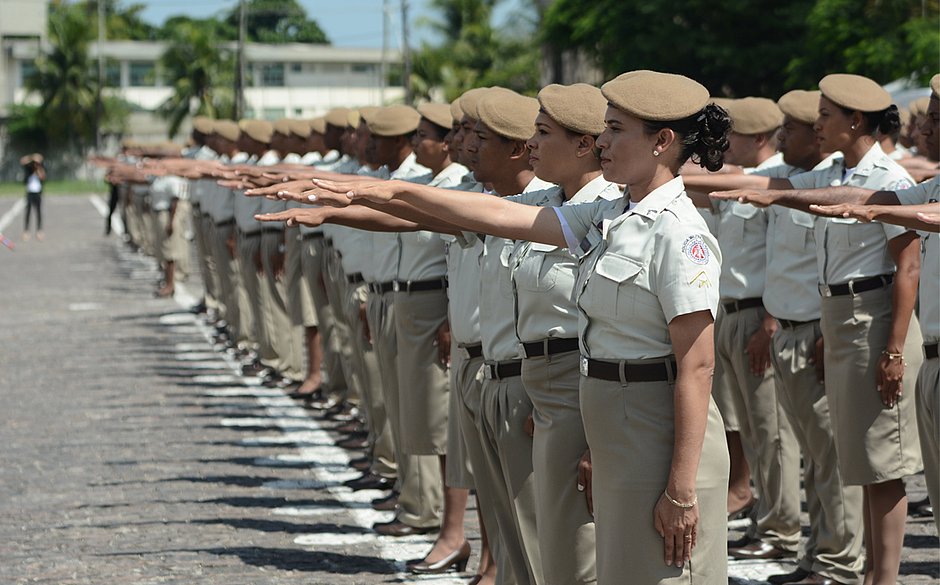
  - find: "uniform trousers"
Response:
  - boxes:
[367,290,440,528]
[285,227,315,327]
[260,230,304,380]
[716,304,801,550]
[580,374,729,585]
[820,285,923,485]
[140,202,155,256]
[446,340,475,490]
[300,236,347,399]
[915,351,940,534]
[214,223,250,350]
[479,371,543,585]
[192,208,220,311]
[322,247,357,406]
[771,321,864,584]
[235,232,264,357]
[522,350,596,585]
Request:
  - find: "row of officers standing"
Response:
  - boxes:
[101,69,940,585]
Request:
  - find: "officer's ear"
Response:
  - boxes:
[508,139,528,160]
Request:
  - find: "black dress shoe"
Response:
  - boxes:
[372,492,399,511]
[349,456,372,472]
[791,573,850,585]
[729,541,797,560]
[336,436,369,450]
[727,534,754,549]
[768,567,813,585]
[344,473,393,491]
[373,519,438,537]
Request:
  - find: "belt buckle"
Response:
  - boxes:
[392,281,401,292]
[580,356,588,376]
[484,364,494,380]
[818,284,832,298]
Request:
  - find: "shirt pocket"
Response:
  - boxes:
[777,211,815,251]
[825,217,857,249]
[587,252,644,317]
[515,243,566,292]
[725,203,761,243]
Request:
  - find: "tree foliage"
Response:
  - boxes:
[223,0,330,44]
[543,0,939,98]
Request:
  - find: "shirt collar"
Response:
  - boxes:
[567,174,620,205]
[429,162,469,187]
[524,176,556,193]
[628,175,686,220]
[845,142,889,178]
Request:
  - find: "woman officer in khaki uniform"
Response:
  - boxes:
[310,70,733,585]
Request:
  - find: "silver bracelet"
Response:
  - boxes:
[663,489,697,509]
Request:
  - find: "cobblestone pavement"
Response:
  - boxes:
[0,196,937,585]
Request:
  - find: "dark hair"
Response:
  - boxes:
[838,104,901,137]
[424,122,449,142]
[643,103,731,172]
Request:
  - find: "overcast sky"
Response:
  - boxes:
[137,0,436,49]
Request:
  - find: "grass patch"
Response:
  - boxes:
[0,180,107,197]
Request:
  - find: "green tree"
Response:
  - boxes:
[80,0,158,40]
[157,15,236,41]
[224,0,330,44]
[158,22,235,138]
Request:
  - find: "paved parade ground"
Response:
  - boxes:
[1,195,937,584]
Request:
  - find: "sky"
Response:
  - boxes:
[137,0,435,49]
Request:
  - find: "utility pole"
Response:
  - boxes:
[400,0,412,105]
[95,0,105,151]
[380,0,389,103]
[234,0,247,120]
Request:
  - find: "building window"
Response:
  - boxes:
[293,107,303,116]
[263,108,284,120]
[320,63,345,74]
[351,63,375,74]
[105,59,121,87]
[260,63,285,87]
[291,62,302,73]
[129,61,156,87]
[20,61,39,85]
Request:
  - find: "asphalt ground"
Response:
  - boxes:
[0,195,936,584]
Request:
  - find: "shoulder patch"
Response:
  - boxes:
[682,234,710,265]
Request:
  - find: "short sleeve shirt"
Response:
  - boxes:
[556,176,721,359]
[897,176,940,341]
[443,179,487,345]
[789,142,914,284]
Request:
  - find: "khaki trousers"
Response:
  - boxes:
[716,305,801,550]
[211,223,243,345]
[820,286,923,485]
[479,372,543,585]
[771,321,864,584]
[260,231,304,379]
[446,341,475,489]
[523,350,596,585]
[915,353,940,535]
[284,227,314,327]
[395,289,450,455]
[301,237,347,397]
[581,375,729,585]
[236,232,266,360]
[322,248,357,405]
[192,208,220,310]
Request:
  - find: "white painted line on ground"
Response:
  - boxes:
[175,352,223,361]
[88,194,124,235]
[0,198,26,233]
[204,387,283,398]
[68,302,104,311]
[159,313,196,326]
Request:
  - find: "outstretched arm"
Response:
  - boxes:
[710,184,900,212]
[255,204,461,234]
[811,201,940,232]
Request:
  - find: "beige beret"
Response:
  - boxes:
[457,87,493,121]
[910,96,931,117]
[477,90,539,142]
[611,70,654,82]
[192,116,214,134]
[288,119,311,139]
[347,109,362,128]
[308,117,327,135]
[537,83,607,136]
[602,71,710,122]
[325,107,351,128]
[273,118,292,136]
[726,97,784,134]
[899,107,912,127]
[450,98,463,122]
[239,119,274,144]
[367,105,421,137]
[777,90,821,125]
[357,106,380,129]
[418,103,454,130]
[818,73,891,112]
[214,120,241,141]
[932,73,940,98]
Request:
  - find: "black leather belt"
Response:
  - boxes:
[926,343,939,360]
[369,281,395,294]
[346,272,364,284]
[522,337,579,358]
[216,219,235,227]
[821,274,893,297]
[777,318,817,329]
[302,232,325,241]
[722,297,763,314]
[241,231,262,238]
[262,226,283,234]
[580,356,677,383]
[393,278,447,293]
[482,360,522,380]
[461,343,483,359]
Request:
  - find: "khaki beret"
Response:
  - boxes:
[239,119,274,144]
[325,107,351,128]
[357,106,380,127]
[272,119,292,136]
[931,73,940,98]
[611,70,654,82]
[899,107,911,127]
[367,105,421,137]
[477,90,539,142]
[726,97,784,134]
[347,109,361,128]
[602,71,710,122]
[818,73,891,112]
[288,119,311,139]
[457,87,493,121]
[214,120,241,141]
[450,98,463,122]
[308,117,327,135]
[777,90,821,126]
[910,96,931,117]
[192,116,214,134]
[537,83,607,136]
[418,103,454,130]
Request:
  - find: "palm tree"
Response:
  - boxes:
[158,22,234,138]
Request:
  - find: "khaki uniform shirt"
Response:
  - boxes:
[371,153,431,284]
[511,175,621,342]
[897,176,940,341]
[556,176,721,359]
[150,175,188,211]
[330,164,386,280]
[789,143,914,285]
[443,177,487,345]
